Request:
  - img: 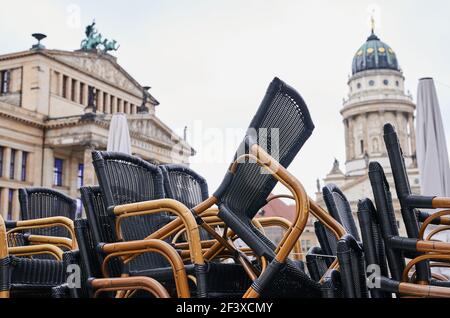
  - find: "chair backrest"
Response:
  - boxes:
[305,246,332,282]
[383,124,430,284]
[92,151,170,241]
[91,153,172,271]
[314,221,337,256]
[160,164,210,240]
[63,218,109,298]
[383,123,420,237]
[322,184,361,241]
[357,198,392,298]
[336,234,368,298]
[160,164,209,208]
[80,186,122,278]
[19,187,76,237]
[368,162,405,281]
[215,77,315,257]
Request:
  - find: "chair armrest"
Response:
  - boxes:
[100,238,190,298]
[25,234,73,250]
[6,217,77,249]
[407,195,450,209]
[8,244,64,260]
[112,198,204,267]
[90,276,170,298]
[379,276,450,298]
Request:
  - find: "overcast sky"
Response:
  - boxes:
[1,0,449,196]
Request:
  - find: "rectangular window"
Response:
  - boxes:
[10,149,16,180]
[21,152,28,182]
[77,163,84,188]
[0,70,10,95]
[7,189,13,220]
[62,75,68,98]
[54,158,64,186]
[0,146,3,177]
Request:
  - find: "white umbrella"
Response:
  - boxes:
[107,113,132,154]
[416,77,450,276]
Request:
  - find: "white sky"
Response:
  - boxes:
[1,0,449,196]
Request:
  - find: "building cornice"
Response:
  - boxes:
[0,101,45,127]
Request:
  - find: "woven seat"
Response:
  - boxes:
[8,256,65,298]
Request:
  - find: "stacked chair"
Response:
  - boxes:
[3,77,450,298]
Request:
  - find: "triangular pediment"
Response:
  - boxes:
[46,50,142,96]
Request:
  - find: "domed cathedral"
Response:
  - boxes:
[316,26,420,237]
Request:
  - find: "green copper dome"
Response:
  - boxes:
[352,32,399,75]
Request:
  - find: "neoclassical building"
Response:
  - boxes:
[316,29,420,236]
[0,33,193,220]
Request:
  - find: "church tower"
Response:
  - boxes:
[317,25,420,237]
[342,29,416,176]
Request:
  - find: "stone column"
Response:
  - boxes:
[14,150,22,181]
[343,118,350,161]
[362,113,369,155]
[3,147,11,180]
[65,76,72,100]
[0,188,8,219]
[104,93,110,113]
[83,146,96,186]
[69,156,79,198]
[42,148,54,187]
[97,90,104,113]
[58,73,64,96]
[11,189,19,220]
[74,80,80,104]
[82,84,89,106]
[118,99,124,113]
[347,117,355,160]
[111,96,117,114]
[124,102,129,114]
[408,113,416,157]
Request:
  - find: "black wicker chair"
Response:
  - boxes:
[160,164,211,241]
[0,216,66,298]
[336,234,368,298]
[357,198,392,298]
[19,187,77,238]
[357,196,450,297]
[323,184,360,241]
[206,77,321,297]
[383,123,450,284]
[91,155,251,298]
[307,184,360,287]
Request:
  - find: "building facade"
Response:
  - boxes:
[316,29,420,236]
[0,37,193,220]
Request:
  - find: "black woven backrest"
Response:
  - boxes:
[383,123,421,237]
[80,186,122,278]
[216,77,314,258]
[357,198,391,298]
[160,164,209,209]
[314,221,337,256]
[91,152,171,271]
[368,162,405,281]
[161,164,210,241]
[306,246,332,282]
[19,187,76,237]
[323,184,361,241]
[336,234,368,298]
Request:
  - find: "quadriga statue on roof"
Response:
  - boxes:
[80,20,119,53]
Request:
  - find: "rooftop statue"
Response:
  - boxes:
[80,21,119,53]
